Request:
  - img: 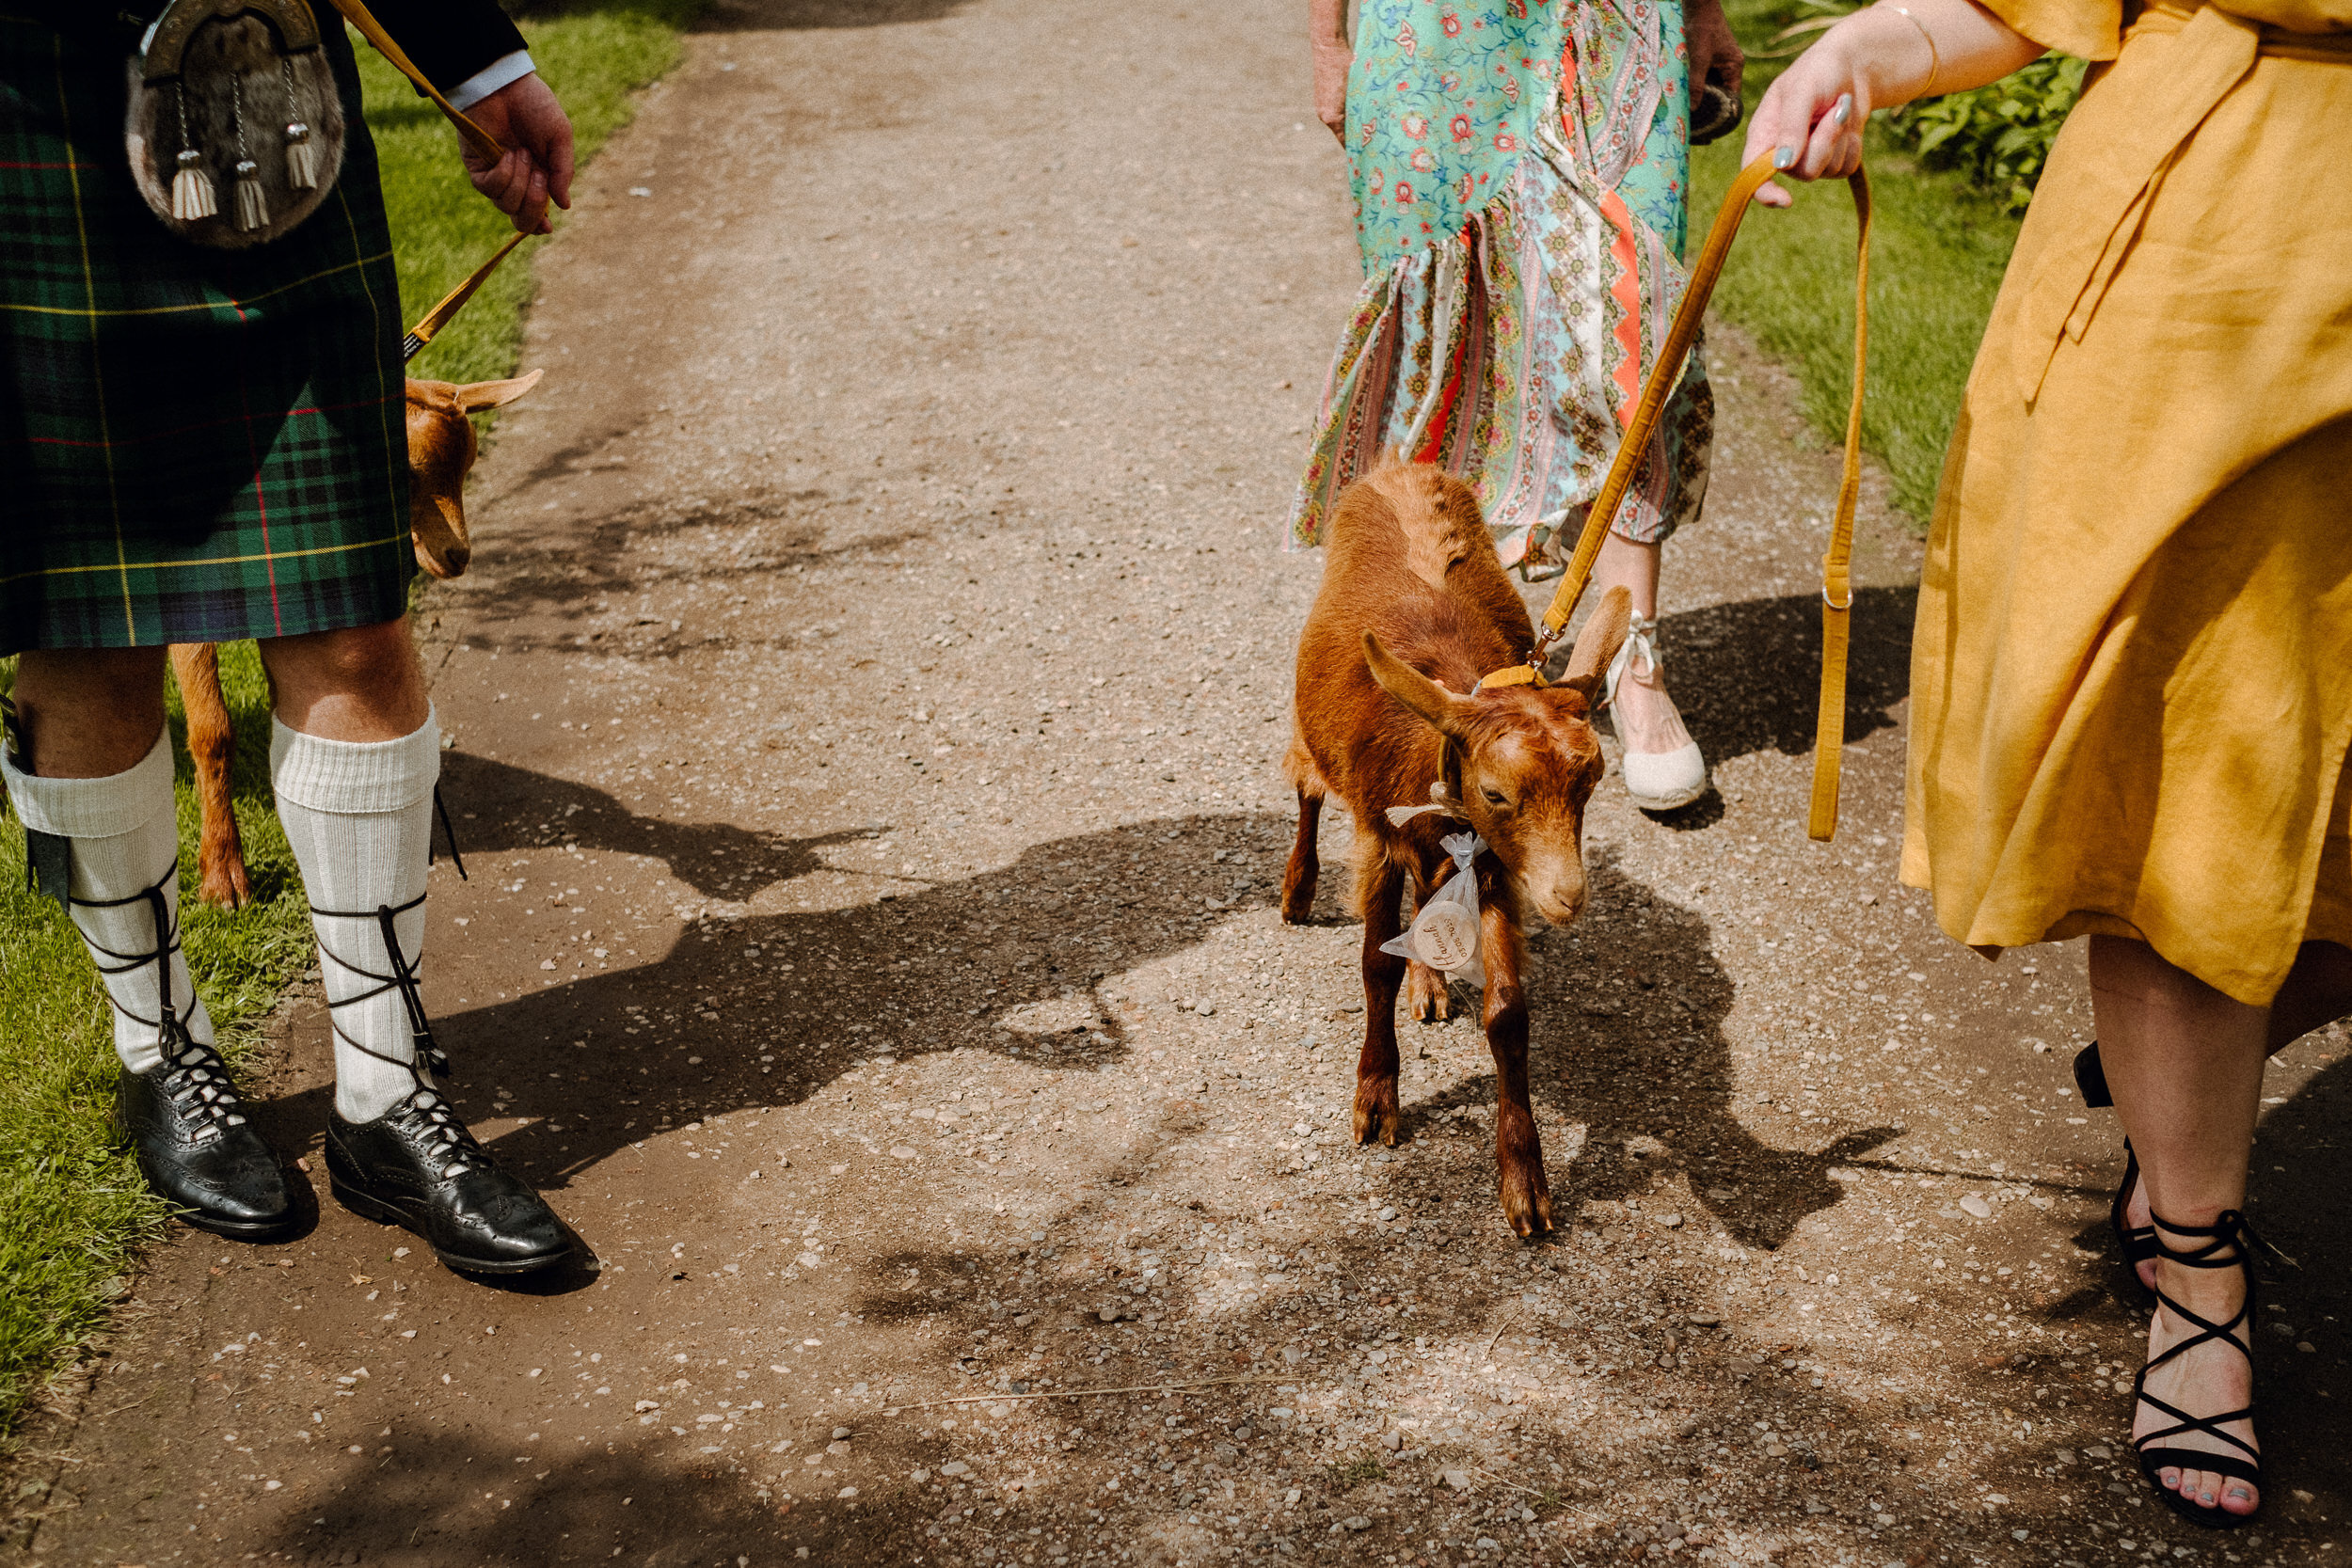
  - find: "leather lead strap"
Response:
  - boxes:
[1499,152,1870,843]
[320,0,530,361]
[1809,170,1872,844]
[402,231,529,362]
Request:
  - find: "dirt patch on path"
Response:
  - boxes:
[13,0,2352,1565]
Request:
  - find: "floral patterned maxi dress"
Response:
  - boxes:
[1290,0,1712,573]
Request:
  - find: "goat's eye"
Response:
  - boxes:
[1481,787,1509,808]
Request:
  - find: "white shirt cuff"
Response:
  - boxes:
[446,50,535,112]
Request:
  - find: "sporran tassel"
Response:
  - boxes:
[283,122,317,190]
[228,75,265,231]
[232,158,268,230]
[170,148,217,220]
[169,83,215,221]
[279,58,317,191]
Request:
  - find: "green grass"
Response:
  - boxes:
[0,2,700,1445]
[1690,0,2031,522]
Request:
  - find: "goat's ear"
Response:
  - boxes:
[453,368,544,412]
[1363,630,1475,740]
[1558,585,1633,694]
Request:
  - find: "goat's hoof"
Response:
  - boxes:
[1352,1083,1401,1148]
[197,856,253,910]
[1406,962,1452,1022]
[1279,870,1318,925]
[1499,1169,1553,1240]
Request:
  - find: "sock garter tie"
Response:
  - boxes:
[72,860,248,1141]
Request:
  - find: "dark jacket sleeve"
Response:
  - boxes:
[355,0,530,95]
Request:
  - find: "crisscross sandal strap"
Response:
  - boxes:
[2132,1208,2267,1486]
[2134,1386,2259,1455]
[310,892,450,1083]
[2142,1211,2261,1376]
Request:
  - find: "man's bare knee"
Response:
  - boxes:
[261,619,430,741]
[10,647,169,777]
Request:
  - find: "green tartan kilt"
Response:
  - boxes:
[0,8,412,657]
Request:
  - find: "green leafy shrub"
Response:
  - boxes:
[1890,56,2085,211]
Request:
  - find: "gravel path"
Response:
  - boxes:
[12,1,2352,1564]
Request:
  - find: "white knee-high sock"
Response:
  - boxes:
[270,710,441,1122]
[2,729,214,1074]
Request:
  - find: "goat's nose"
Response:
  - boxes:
[441,543,470,575]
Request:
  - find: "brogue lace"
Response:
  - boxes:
[154,1032,250,1143]
[383,1087,491,1182]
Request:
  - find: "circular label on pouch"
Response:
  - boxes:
[1407,902,1479,973]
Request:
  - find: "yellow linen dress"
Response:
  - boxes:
[1901,0,2352,1006]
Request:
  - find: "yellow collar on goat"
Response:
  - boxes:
[1473,660,1548,692]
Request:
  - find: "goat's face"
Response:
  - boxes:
[404,369,543,579]
[1363,586,1634,927]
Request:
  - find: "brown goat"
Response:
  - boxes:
[1283,459,1630,1238]
[170,371,541,907]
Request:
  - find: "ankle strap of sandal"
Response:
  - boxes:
[2150,1209,2296,1275]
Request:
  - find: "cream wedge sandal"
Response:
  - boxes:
[1604,612,1710,811]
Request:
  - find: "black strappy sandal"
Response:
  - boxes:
[2132,1208,2277,1529]
[2074,1041,2160,1295]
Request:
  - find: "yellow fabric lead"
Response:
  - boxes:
[1474,152,1871,842]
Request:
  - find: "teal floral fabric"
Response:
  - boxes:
[1294,0,1715,566]
[1347,0,1693,269]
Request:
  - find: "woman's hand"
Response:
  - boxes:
[1741,33,1867,206]
[1741,1,2045,205]
[1311,0,1352,144]
[462,73,576,234]
[1685,0,1745,112]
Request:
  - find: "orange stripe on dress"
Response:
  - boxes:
[1599,188,1645,426]
[1415,330,1470,466]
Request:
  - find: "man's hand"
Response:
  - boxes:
[1313,37,1353,143]
[1685,0,1745,112]
[1310,0,1352,146]
[461,73,574,234]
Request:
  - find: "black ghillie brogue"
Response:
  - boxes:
[117,1029,294,1238]
[75,863,292,1238]
[325,1087,571,1275]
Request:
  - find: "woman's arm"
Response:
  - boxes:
[1311,0,1352,144]
[1740,0,2045,204]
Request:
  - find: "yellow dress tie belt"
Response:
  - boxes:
[1477,153,1872,844]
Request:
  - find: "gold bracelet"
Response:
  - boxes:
[1887,4,1943,97]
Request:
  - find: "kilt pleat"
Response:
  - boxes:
[0,6,411,655]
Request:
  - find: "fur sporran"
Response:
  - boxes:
[124,0,347,248]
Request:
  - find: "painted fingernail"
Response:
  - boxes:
[1772,147,1795,169]
[1833,93,1852,126]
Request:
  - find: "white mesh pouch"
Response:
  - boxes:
[1380,832,1486,988]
